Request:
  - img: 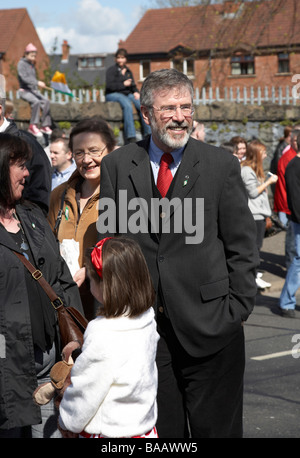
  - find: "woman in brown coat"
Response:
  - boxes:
[48,117,116,320]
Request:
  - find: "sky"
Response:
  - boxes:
[1,0,151,54]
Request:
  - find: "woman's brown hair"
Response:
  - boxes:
[85,237,155,318]
[241,139,266,181]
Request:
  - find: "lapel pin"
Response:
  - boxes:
[183,175,189,187]
[65,206,69,221]
[32,223,36,229]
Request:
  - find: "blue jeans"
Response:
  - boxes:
[106,92,151,140]
[280,221,300,310]
[278,211,289,227]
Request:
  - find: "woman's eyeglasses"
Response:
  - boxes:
[74,145,107,160]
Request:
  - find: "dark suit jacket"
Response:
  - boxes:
[98,137,258,357]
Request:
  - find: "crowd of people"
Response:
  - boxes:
[0,46,299,439]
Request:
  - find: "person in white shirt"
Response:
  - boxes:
[58,237,160,438]
[50,137,76,190]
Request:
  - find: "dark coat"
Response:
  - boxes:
[98,137,259,358]
[0,201,83,430]
[105,63,138,96]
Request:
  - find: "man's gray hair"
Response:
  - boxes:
[140,68,194,108]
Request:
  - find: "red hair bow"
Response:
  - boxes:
[91,238,112,278]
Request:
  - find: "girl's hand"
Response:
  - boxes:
[269,174,278,184]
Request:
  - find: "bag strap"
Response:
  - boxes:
[13,251,63,310]
[53,188,67,235]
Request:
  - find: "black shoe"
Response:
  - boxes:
[280,308,295,318]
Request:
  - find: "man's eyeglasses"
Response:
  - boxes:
[150,105,194,118]
[74,146,107,160]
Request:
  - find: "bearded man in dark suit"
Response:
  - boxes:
[98,68,258,438]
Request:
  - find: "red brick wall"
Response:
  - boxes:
[2,13,49,91]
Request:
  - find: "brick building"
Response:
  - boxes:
[0,8,49,91]
[119,0,300,96]
[50,40,115,89]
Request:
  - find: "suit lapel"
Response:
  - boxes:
[173,142,200,196]
[128,144,161,241]
[129,148,153,204]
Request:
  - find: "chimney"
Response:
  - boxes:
[61,40,70,63]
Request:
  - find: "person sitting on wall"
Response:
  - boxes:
[17,43,52,139]
[105,48,151,144]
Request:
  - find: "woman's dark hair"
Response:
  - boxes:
[85,237,155,318]
[0,133,32,212]
[69,116,116,153]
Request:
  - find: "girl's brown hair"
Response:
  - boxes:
[241,139,266,181]
[85,237,155,318]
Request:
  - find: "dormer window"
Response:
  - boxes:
[78,57,103,69]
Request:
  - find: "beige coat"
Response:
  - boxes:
[48,170,99,320]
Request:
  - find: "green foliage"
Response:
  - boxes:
[58,121,72,130]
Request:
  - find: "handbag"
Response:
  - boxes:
[13,251,88,348]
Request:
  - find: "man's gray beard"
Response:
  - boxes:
[150,116,193,149]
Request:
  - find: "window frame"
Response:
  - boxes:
[230,54,255,76]
[139,60,151,80]
[277,52,290,74]
[171,58,195,77]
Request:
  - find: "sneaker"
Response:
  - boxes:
[40,126,52,135]
[256,277,271,289]
[280,308,295,318]
[28,124,42,137]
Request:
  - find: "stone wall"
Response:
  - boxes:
[11,98,300,165]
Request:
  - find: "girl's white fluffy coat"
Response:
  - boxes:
[59,308,159,437]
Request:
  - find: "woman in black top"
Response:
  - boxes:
[0,134,83,438]
[105,48,151,144]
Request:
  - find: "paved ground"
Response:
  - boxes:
[243,229,300,438]
[258,229,288,294]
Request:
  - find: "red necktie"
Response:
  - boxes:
[157,153,174,198]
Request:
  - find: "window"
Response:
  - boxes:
[140,60,151,80]
[78,57,103,70]
[278,53,290,73]
[231,55,255,75]
[172,59,194,77]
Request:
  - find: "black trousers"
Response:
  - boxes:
[156,312,245,438]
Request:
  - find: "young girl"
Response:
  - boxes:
[241,140,278,289]
[58,237,159,438]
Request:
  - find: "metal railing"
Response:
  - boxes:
[7,85,299,106]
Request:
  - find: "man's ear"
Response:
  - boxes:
[141,105,151,126]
